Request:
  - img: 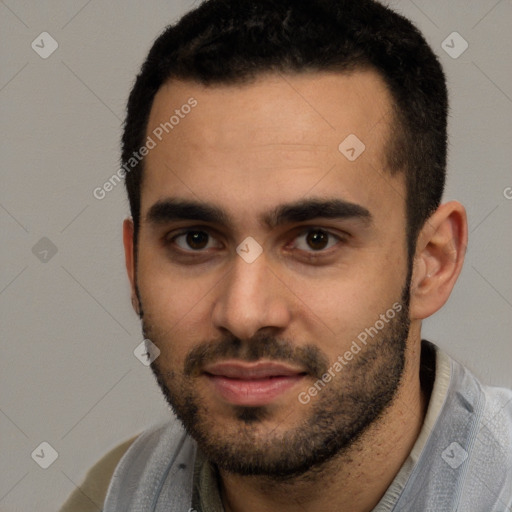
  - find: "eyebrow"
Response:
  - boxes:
[145,198,372,228]
[264,198,372,228]
[146,199,229,226]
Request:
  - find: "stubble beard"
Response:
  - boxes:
[143,289,410,479]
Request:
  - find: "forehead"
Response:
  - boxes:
[141,70,404,226]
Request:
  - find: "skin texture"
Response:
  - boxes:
[123,70,467,512]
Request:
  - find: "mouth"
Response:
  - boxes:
[203,361,307,407]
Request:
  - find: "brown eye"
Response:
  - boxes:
[172,230,218,251]
[185,231,209,249]
[292,228,340,253]
[305,230,329,250]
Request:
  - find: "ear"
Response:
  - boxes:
[123,218,140,316]
[409,201,468,320]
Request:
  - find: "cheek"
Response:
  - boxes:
[137,244,211,318]
[296,261,406,356]
[136,253,220,360]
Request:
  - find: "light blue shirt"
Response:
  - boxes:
[104,342,512,511]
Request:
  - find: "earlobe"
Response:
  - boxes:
[410,201,468,320]
[123,218,140,315]
[131,295,141,316]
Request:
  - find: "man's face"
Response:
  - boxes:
[131,71,412,476]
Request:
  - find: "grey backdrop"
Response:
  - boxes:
[1,1,511,510]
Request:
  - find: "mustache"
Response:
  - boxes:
[183,332,329,379]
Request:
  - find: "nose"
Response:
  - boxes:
[211,252,291,340]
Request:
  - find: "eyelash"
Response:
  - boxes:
[165,227,347,258]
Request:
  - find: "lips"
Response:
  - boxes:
[203,361,306,407]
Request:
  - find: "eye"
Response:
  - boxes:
[292,229,340,252]
[172,230,221,251]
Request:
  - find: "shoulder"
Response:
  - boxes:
[103,419,196,510]
[59,420,192,512]
[479,382,512,450]
[449,359,512,507]
[447,353,512,449]
[471,383,512,506]
[59,434,139,512]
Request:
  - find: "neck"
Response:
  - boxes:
[219,337,428,512]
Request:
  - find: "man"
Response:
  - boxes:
[61,0,512,510]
